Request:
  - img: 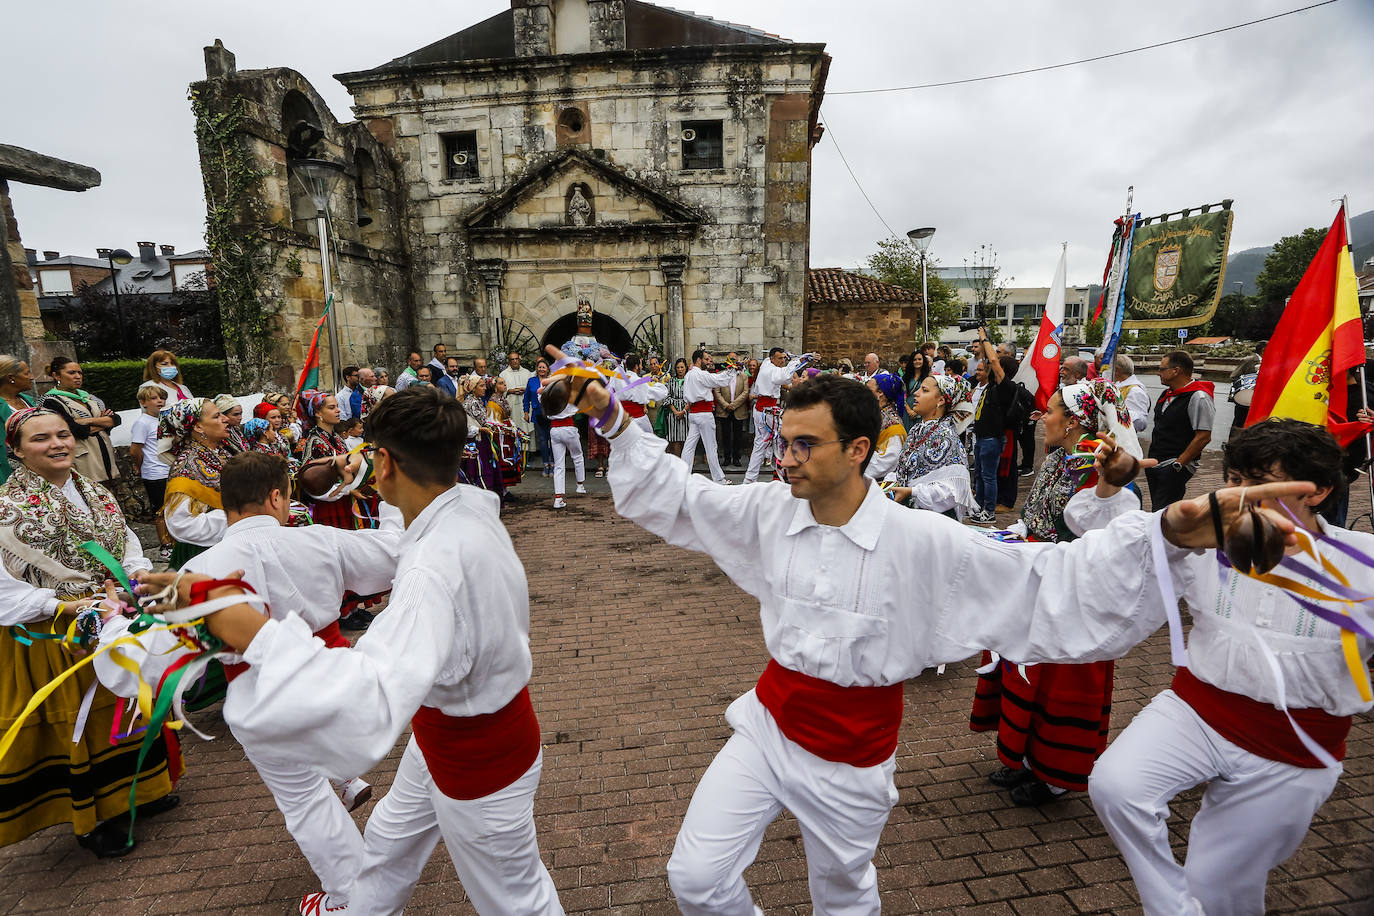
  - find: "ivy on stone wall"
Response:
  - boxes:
[189,84,281,388]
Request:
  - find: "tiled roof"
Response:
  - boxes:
[1190,336,1230,345]
[808,268,916,304]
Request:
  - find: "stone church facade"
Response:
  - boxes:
[193,0,828,387]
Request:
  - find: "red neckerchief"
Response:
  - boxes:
[1157,379,1214,406]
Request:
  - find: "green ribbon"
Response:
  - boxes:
[79,540,133,595]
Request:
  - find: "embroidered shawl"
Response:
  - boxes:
[0,465,126,597]
[301,425,348,464]
[892,416,965,486]
[165,440,225,516]
[1020,444,1090,543]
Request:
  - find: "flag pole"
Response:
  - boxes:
[1342,195,1374,531]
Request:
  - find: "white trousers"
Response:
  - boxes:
[1089,690,1341,916]
[744,407,778,483]
[349,738,563,916]
[551,425,584,496]
[682,412,727,482]
[667,691,896,916]
[242,743,363,904]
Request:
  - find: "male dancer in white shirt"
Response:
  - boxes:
[548,402,586,510]
[680,347,738,483]
[1077,418,1373,916]
[136,388,562,916]
[551,348,1308,916]
[743,348,806,484]
[613,351,667,434]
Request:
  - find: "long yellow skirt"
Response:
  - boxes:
[0,621,179,847]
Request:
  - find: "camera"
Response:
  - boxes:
[957,317,988,332]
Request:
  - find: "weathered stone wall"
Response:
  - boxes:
[343,43,825,361]
[192,58,413,389]
[804,301,924,366]
[0,180,43,356]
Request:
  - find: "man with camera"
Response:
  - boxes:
[969,321,1018,524]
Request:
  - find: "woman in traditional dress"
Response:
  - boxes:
[0,408,180,857]
[159,398,230,570]
[297,390,361,530]
[886,374,977,518]
[664,357,689,457]
[970,378,1142,806]
[248,402,293,463]
[0,355,37,486]
[215,394,248,456]
[143,349,193,403]
[864,372,907,480]
[40,356,120,488]
[456,375,506,496]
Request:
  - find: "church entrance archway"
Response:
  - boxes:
[541,311,633,357]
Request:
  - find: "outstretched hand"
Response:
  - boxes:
[1159,482,1314,552]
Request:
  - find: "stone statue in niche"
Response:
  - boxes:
[567,184,592,226]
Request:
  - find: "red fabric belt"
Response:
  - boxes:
[551,417,576,428]
[622,401,646,418]
[754,395,778,409]
[411,686,542,799]
[1172,667,1350,768]
[754,659,904,768]
[222,621,351,682]
[689,400,714,414]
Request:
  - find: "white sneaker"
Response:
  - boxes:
[716,478,734,485]
[335,777,372,812]
[553,497,567,509]
[575,483,587,494]
[300,892,349,914]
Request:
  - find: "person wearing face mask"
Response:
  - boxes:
[144,349,193,402]
[0,408,178,858]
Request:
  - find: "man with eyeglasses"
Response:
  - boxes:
[1145,349,1214,509]
[547,343,1306,916]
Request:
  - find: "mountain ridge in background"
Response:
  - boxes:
[1227,208,1374,295]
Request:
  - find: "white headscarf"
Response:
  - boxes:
[1059,379,1143,459]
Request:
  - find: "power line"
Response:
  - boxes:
[819,117,898,239]
[828,0,1340,96]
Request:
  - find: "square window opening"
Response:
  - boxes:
[442,132,480,181]
[681,121,723,170]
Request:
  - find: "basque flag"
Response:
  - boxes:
[1246,206,1366,445]
[1013,246,1067,411]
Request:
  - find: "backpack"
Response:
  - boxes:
[1005,382,1037,430]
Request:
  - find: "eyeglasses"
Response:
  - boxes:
[777,437,847,464]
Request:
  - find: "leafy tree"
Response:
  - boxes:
[1084,315,1105,347]
[65,277,226,362]
[1202,291,1257,338]
[865,237,963,339]
[1255,226,1326,305]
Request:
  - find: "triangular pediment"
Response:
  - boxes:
[464,149,703,234]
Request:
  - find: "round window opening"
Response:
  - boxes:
[559,108,585,134]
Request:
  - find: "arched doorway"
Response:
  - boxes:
[541,311,634,357]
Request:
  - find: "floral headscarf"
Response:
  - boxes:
[299,389,329,427]
[157,397,208,458]
[242,417,270,439]
[1059,379,1142,458]
[4,407,59,455]
[933,375,971,415]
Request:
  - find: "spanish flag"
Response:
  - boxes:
[1246,206,1366,445]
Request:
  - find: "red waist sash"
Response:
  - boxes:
[411,686,541,799]
[689,400,714,414]
[754,659,904,767]
[1172,667,1350,768]
[551,417,576,428]
[622,401,646,418]
[754,395,778,409]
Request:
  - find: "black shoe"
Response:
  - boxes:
[1011,778,1065,807]
[77,819,136,858]
[988,766,1034,788]
[136,793,180,819]
[1019,467,1035,477]
[340,609,373,632]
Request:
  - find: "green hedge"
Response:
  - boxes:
[77,358,231,410]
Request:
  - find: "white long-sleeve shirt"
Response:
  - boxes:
[1116,374,1151,432]
[1066,488,1374,715]
[220,485,534,779]
[615,370,667,406]
[606,421,1187,687]
[165,500,227,548]
[752,356,806,401]
[683,365,735,405]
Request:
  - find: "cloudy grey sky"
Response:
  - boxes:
[5,0,1372,286]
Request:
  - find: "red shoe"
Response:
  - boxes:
[300,892,349,914]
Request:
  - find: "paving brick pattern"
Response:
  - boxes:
[3,450,1373,914]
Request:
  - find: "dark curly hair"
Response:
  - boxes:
[1221,417,1345,514]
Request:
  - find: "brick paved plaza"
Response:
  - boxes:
[3,451,1373,914]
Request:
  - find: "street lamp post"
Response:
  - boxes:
[106,248,133,357]
[289,157,346,391]
[907,227,936,343]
